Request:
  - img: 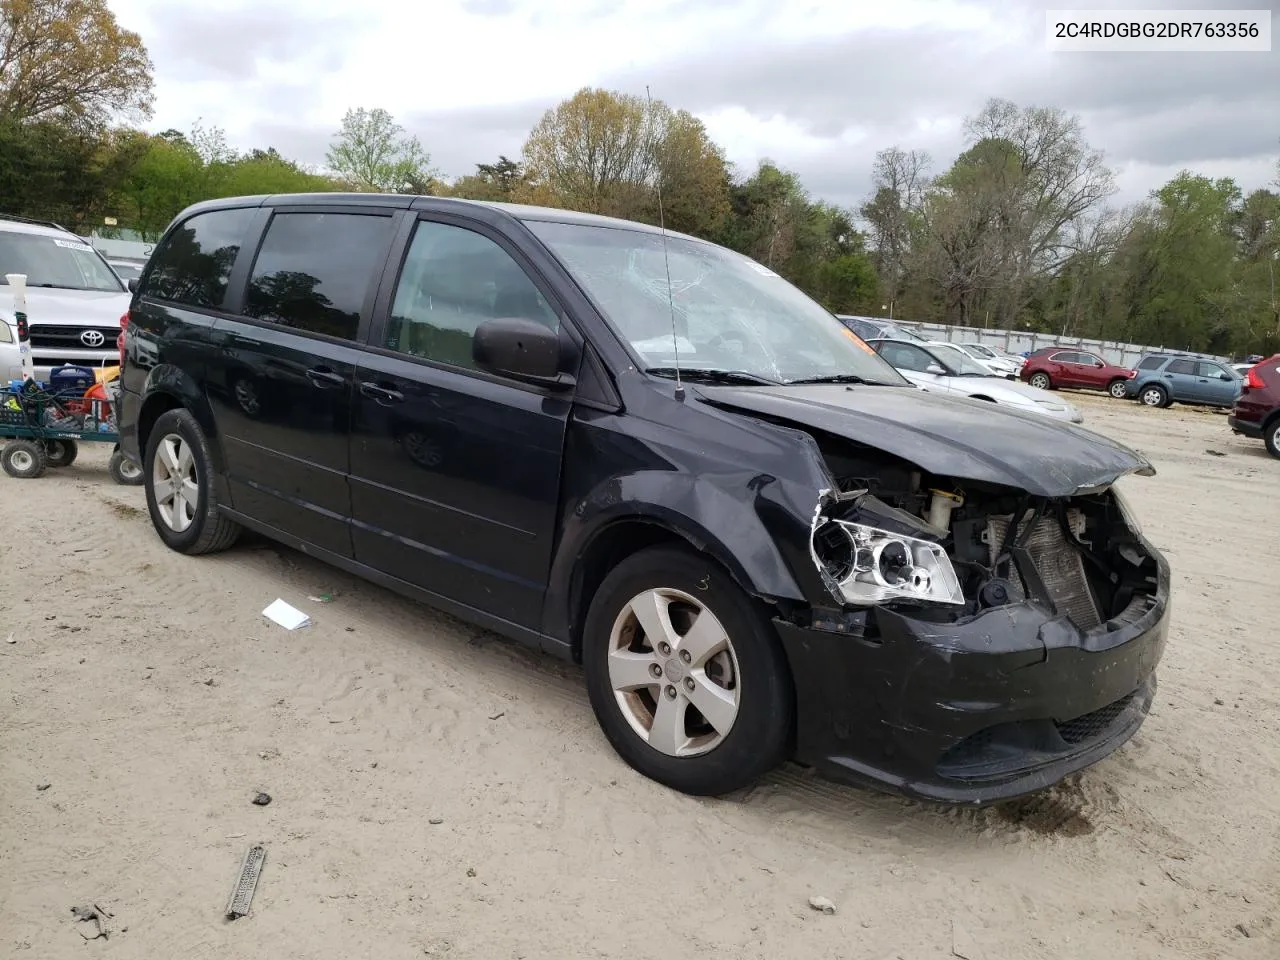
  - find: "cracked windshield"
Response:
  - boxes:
[527,221,907,386]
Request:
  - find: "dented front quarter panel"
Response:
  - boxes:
[542,397,837,645]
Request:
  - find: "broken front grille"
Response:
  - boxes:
[986,510,1102,631]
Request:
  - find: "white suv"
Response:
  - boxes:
[0,215,130,378]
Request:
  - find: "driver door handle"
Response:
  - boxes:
[360,381,404,404]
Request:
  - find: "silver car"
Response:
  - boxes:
[0,215,129,376]
[869,338,1084,423]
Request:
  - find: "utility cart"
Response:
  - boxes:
[0,374,143,485]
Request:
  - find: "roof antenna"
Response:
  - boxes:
[646,84,683,401]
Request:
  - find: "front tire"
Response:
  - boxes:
[582,545,794,796]
[143,408,241,554]
[1107,379,1129,399]
[1029,372,1052,390]
[2,439,47,479]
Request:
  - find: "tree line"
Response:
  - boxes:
[2,0,1277,356]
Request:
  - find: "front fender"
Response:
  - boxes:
[545,465,834,644]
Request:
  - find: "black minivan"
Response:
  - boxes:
[119,194,1171,805]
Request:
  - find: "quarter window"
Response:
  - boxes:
[385,220,559,371]
[143,207,255,309]
[242,212,393,341]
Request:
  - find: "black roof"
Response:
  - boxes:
[171,193,710,245]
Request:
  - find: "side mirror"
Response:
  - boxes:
[1094,360,1104,367]
[925,363,946,376]
[1220,372,1232,380]
[127,278,139,294]
[473,317,567,387]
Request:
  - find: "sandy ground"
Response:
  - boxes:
[1,393,1277,960]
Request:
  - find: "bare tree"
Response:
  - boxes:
[962,98,1116,324]
[860,147,930,311]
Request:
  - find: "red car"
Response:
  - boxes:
[1229,354,1280,458]
[1020,347,1135,398]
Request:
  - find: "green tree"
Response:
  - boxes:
[325,107,435,193]
[518,87,731,236]
[0,0,154,125]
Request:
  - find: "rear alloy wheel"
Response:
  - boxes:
[582,546,793,796]
[1029,372,1052,390]
[1107,379,1129,399]
[144,408,241,554]
[1266,419,1280,459]
[2,439,47,479]
[1140,385,1168,407]
[43,439,78,467]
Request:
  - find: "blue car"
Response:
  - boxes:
[1126,353,1242,408]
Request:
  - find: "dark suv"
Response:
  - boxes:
[119,193,1171,805]
[1229,355,1280,458]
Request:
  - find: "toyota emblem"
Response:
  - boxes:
[80,329,105,347]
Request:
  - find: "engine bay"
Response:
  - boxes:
[808,434,1162,627]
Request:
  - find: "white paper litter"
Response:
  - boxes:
[262,599,311,630]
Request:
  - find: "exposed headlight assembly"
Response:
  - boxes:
[811,519,965,606]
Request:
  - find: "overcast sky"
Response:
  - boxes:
[110,0,1278,213]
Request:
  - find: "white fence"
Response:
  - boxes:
[895,320,1229,366]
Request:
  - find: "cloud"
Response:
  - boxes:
[109,0,1277,213]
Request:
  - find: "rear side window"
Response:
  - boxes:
[243,212,393,341]
[1137,356,1164,370]
[143,207,255,308]
[1049,351,1079,363]
[384,219,559,371]
[1166,359,1196,375]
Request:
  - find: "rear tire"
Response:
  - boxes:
[1,439,47,479]
[1139,385,1169,408]
[1107,379,1129,399]
[1029,372,1052,390]
[582,545,794,796]
[43,439,78,467]
[143,408,241,554]
[1265,417,1280,459]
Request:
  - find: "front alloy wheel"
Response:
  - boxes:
[583,545,793,796]
[607,588,741,757]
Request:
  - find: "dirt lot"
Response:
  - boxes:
[1,393,1276,960]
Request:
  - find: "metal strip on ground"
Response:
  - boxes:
[226,844,266,919]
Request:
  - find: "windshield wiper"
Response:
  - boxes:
[787,374,901,386]
[646,367,780,386]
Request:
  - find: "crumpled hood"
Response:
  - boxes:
[15,287,130,326]
[698,383,1154,497]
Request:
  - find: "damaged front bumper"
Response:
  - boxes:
[774,553,1170,805]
